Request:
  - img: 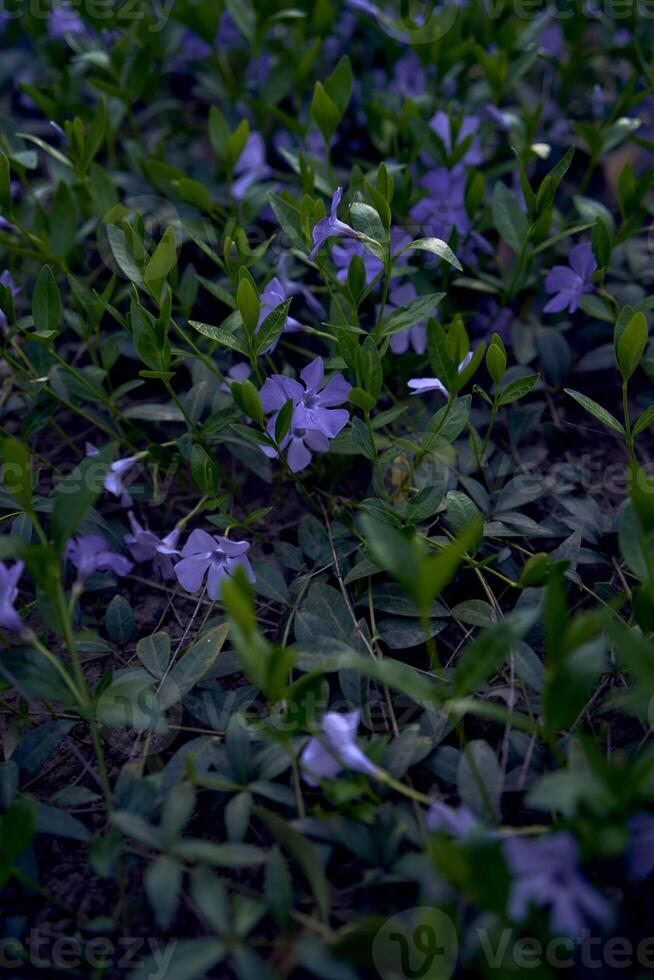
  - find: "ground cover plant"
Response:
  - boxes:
[1,2,654,978]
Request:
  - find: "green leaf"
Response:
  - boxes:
[49,182,77,257]
[398,238,462,271]
[2,437,33,514]
[129,939,226,980]
[310,81,342,144]
[497,373,539,406]
[237,276,260,337]
[0,152,11,214]
[356,335,383,398]
[255,808,330,921]
[144,226,177,290]
[351,416,377,461]
[323,55,353,115]
[380,291,445,338]
[50,443,114,551]
[137,632,171,678]
[159,623,230,709]
[255,298,291,355]
[492,182,528,254]
[32,266,61,334]
[95,674,161,732]
[189,320,249,355]
[633,402,654,438]
[616,311,648,381]
[105,595,135,645]
[564,389,626,436]
[145,855,182,931]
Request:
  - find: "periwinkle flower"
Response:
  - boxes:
[627,813,654,880]
[332,240,383,287]
[309,187,367,260]
[173,529,254,600]
[257,276,303,352]
[221,362,251,395]
[410,167,470,242]
[544,242,597,315]
[66,536,133,584]
[260,358,351,473]
[430,111,482,166]
[124,513,180,581]
[85,444,140,507]
[300,709,380,785]
[232,133,272,200]
[504,833,612,938]
[386,283,427,355]
[0,561,26,635]
[48,4,87,39]
[408,352,473,397]
[426,801,478,837]
[392,52,426,100]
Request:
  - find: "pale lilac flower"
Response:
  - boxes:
[386,283,427,355]
[221,362,251,395]
[48,4,87,38]
[124,513,180,581]
[85,444,140,507]
[544,242,597,315]
[260,358,351,473]
[627,813,654,880]
[408,351,473,397]
[332,240,383,286]
[173,529,254,600]
[301,709,380,785]
[392,52,426,99]
[232,133,272,200]
[410,167,470,242]
[426,801,478,837]
[430,111,482,166]
[309,187,366,260]
[504,833,612,937]
[0,561,26,634]
[66,536,133,584]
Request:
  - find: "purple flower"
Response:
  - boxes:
[179,31,212,63]
[410,167,470,242]
[300,709,380,785]
[66,536,133,584]
[48,4,87,39]
[386,283,427,355]
[627,813,654,880]
[260,357,351,473]
[124,513,180,581]
[504,833,612,938]
[85,444,140,507]
[408,352,473,397]
[0,561,26,635]
[544,243,597,315]
[309,187,367,260]
[221,362,251,395]
[426,801,478,837]
[232,133,272,200]
[471,299,514,344]
[257,277,303,352]
[392,52,426,99]
[173,529,254,600]
[430,111,482,166]
[0,270,19,331]
[332,240,384,286]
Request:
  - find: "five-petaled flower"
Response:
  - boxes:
[309,187,367,260]
[173,529,255,600]
[504,832,612,937]
[408,351,473,397]
[544,242,597,314]
[66,535,133,585]
[0,560,26,635]
[260,357,351,472]
[124,513,181,581]
[300,709,380,785]
[85,444,140,507]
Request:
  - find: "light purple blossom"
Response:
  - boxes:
[430,111,482,166]
[48,4,87,38]
[232,133,272,200]
[66,536,133,584]
[504,833,612,938]
[392,52,426,99]
[386,283,427,355]
[627,813,654,880]
[544,243,597,315]
[300,709,380,785]
[426,801,478,837]
[543,242,597,313]
[408,352,473,397]
[124,513,180,581]
[410,167,470,242]
[85,444,140,507]
[260,358,351,473]
[0,561,26,634]
[332,240,383,286]
[309,187,366,260]
[221,362,251,395]
[173,529,254,600]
